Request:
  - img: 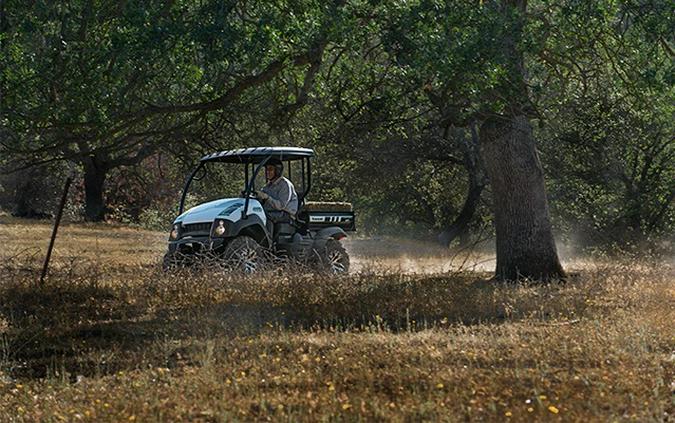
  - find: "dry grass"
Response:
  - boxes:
[0,217,672,421]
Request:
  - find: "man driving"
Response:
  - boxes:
[256,157,298,223]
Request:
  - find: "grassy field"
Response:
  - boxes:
[0,217,672,421]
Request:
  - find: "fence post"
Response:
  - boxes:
[39,177,72,285]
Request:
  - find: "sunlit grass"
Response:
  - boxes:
[0,218,672,421]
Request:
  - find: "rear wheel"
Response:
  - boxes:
[224,236,265,274]
[318,239,350,274]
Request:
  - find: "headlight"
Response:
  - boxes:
[169,224,179,240]
[212,220,226,237]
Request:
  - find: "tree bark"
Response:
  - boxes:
[471,0,565,281]
[480,115,565,281]
[83,156,108,221]
[439,126,485,247]
[438,179,483,247]
[13,173,42,218]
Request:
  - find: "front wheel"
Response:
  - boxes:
[223,236,266,274]
[317,239,350,274]
[162,251,187,271]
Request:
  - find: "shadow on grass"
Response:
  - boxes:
[0,263,577,380]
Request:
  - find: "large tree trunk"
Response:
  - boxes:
[480,116,565,281]
[83,156,108,221]
[439,179,483,247]
[439,126,485,247]
[12,168,46,218]
[473,0,565,281]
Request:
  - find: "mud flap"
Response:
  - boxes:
[311,227,347,250]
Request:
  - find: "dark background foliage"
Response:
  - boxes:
[1,0,672,250]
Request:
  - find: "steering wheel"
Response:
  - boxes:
[241,190,259,199]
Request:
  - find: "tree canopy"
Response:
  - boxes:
[1,0,673,264]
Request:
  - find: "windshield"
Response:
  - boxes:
[181,159,307,212]
[181,163,248,211]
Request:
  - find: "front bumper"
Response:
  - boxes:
[168,236,227,255]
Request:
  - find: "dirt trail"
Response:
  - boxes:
[344,237,496,274]
[344,237,626,275]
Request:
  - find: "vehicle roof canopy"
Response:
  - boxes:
[200,147,314,164]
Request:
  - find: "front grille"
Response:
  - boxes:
[181,222,211,237]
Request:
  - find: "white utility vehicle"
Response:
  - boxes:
[164,147,355,273]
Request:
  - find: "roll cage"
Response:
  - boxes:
[178,147,314,218]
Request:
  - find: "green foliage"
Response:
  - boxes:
[531,0,674,245]
[1,0,672,246]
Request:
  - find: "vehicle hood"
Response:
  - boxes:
[174,198,250,225]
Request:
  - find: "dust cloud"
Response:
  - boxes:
[344,237,496,274]
[344,236,672,275]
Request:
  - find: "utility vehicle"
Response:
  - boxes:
[163,147,355,273]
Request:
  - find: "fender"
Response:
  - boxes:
[227,214,271,247]
[312,226,347,250]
